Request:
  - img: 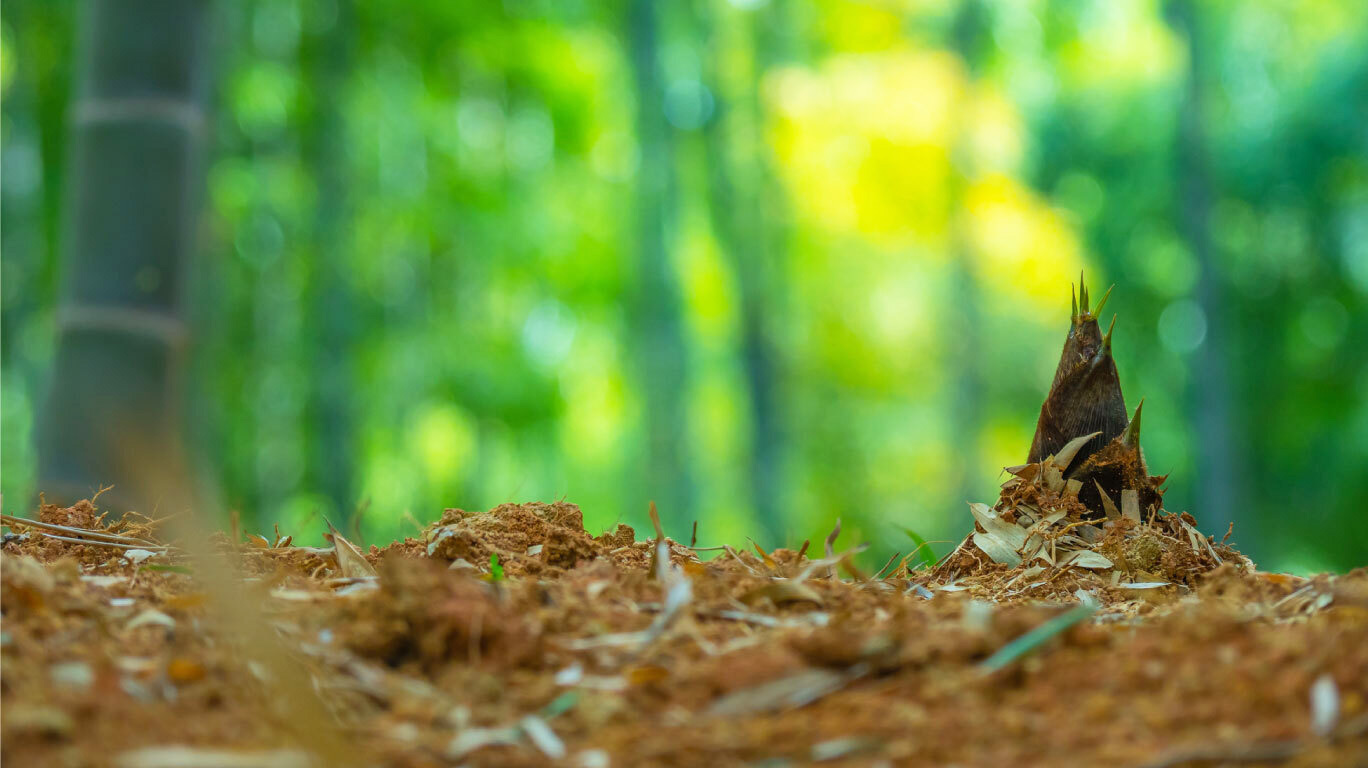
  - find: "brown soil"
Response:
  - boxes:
[3,498,1366,768]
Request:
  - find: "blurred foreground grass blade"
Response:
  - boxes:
[902,528,938,569]
[978,602,1098,674]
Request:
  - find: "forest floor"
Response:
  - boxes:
[2,493,1366,768]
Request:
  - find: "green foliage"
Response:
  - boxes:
[2,0,1365,572]
[903,528,938,570]
[488,552,504,582]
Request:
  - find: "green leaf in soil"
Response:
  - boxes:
[902,528,938,569]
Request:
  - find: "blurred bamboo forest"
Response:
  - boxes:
[3,0,1367,572]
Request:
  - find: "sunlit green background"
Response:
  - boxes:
[4,0,1366,573]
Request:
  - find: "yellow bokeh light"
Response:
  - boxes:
[411,401,478,485]
[964,173,1087,309]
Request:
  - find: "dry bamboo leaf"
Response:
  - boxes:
[1179,518,1222,563]
[1059,550,1114,569]
[707,664,867,716]
[1005,565,1047,587]
[122,549,157,565]
[1053,431,1103,470]
[791,544,868,584]
[1064,479,1083,499]
[824,518,841,559]
[1042,463,1065,493]
[447,727,520,759]
[647,501,666,578]
[325,520,378,579]
[740,581,824,608]
[972,531,1023,567]
[1021,511,1063,563]
[1120,490,1141,522]
[823,518,842,579]
[750,539,777,569]
[969,503,1027,550]
[114,747,311,768]
[1025,535,1053,565]
[1039,510,1067,528]
[713,609,832,629]
[1077,525,1103,544]
[520,715,566,760]
[126,609,176,630]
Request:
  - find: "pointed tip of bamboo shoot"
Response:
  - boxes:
[1071,284,1078,321]
[1122,398,1144,448]
[1093,284,1114,317]
[1102,314,1117,349]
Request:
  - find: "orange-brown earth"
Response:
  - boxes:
[3,497,1366,768]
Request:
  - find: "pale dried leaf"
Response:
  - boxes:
[334,579,379,596]
[122,549,157,565]
[1005,564,1047,587]
[1076,525,1104,545]
[1053,431,1103,470]
[1064,479,1083,499]
[969,503,1027,550]
[326,522,378,579]
[824,518,841,560]
[713,609,831,629]
[1043,463,1065,493]
[520,715,566,759]
[972,531,1023,567]
[447,727,521,758]
[739,581,824,608]
[707,664,866,716]
[126,609,176,630]
[1028,537,1054,565]
[1059,550,1114,569]
[114,747,311,768]
[1179,518,1222,564]
[269,588,321,602]
[1120,490,1140,523]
